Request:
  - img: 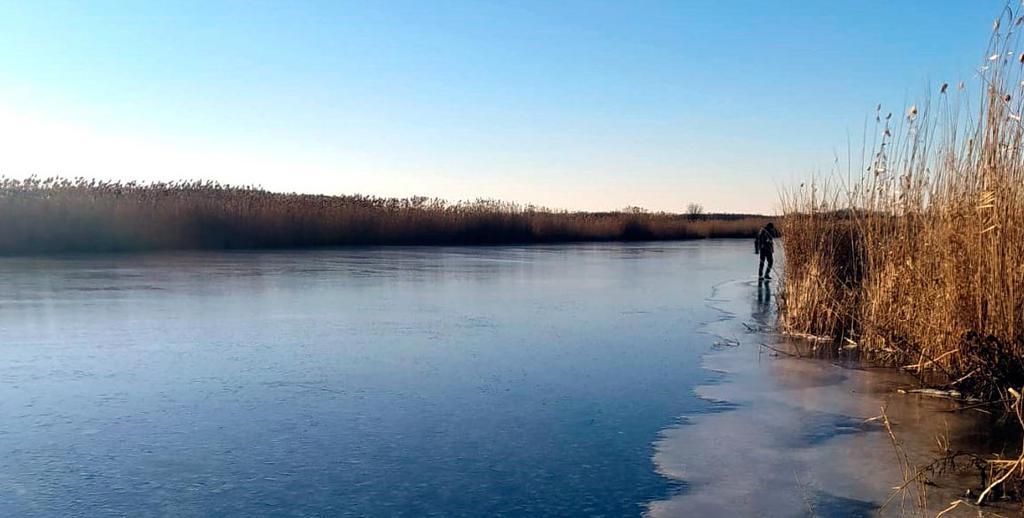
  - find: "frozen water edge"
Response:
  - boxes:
[648,279,1019,517]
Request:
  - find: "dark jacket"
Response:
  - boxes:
[755,227,774,255]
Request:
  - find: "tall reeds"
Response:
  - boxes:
[780,10,1024,502]
[0,177,766,254]
[780,9,1024,405]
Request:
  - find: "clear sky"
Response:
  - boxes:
[0,1,1005,213]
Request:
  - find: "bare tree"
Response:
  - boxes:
[686,203,705,220]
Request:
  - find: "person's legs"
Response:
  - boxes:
[763,252,774,278]
[758,253,766,278]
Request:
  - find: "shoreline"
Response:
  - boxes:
[0,177,769,255]
[648,279,1021,516]
[0,236,760,259]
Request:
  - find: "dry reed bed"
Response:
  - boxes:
[780,8,1024,504]
[0,177,765,254]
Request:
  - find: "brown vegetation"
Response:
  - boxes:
[0,177,766,254]
[779,8,1024,504]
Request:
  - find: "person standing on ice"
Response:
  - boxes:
[755,222,777,280]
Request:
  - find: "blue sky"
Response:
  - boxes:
[0,1,1004,213]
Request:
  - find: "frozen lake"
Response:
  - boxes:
[1,240,1000,517]
[0,241,751,516]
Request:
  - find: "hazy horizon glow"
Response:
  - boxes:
[0,1,1004,213]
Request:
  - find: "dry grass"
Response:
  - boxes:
[779,6,1024,503]
[780,9,1024,398]
[0,177,766,254]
